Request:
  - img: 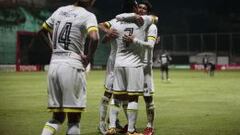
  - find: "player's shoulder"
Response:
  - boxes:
[56,5,72,11]
[149,23,157,29]
[83,9,96,19]
[142,15,158,22]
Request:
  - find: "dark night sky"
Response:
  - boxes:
[92,0,240,34]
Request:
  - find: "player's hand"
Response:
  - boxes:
[80,54,90,68]
[134,15,144,27]
[122,34,134,44]
[85,63,91,73]
[102,28,118,43]
[106,28,119,39]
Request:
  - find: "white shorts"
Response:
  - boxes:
[47,62,86,112]
[143,65,154,96]
[113,67,144,95]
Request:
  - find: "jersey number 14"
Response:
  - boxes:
[53,21,72,50]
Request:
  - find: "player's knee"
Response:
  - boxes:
[146,100,155,110]
[52,112,66,124]
[101,95,110,105]
[110,98,122,108]
[68,113,81,123]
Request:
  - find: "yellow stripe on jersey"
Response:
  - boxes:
[148,36,156,41]
[44,125,56,134]
[48,108,85,112]
[87,26,98,33]
[42,22,52,32]
[104,22,111,28]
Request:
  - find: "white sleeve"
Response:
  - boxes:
[133,24,158,48]
[115,13,137,21]
[45,7,61,29]
[142,15,158,27]
[133,38,155,48]
[85,13,99,33]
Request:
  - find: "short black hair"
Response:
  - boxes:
[121,0,138,13]
[139,0,152,12]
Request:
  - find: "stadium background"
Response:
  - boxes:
[0,0,240,69]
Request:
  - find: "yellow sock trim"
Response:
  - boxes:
[44,125,56,134]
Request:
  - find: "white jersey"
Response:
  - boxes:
[43,5,98,70]
[109,14,154,67]
[143,24,158,65]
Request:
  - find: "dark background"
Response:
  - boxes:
[92,0,240,34]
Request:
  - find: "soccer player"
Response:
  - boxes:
[122,1,158,134]
[202,55,209,72]
[99,1,157,135]
[40,0,99,135]
[208,61,216,77]
[98,22,122,134]
[160,50,172,81]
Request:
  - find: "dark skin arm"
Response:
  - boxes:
[81,30,99,68]
[36,28,52,49]
[98,22,118,43]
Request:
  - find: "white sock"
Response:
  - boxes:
[127,101,138,132]
[41,121,61,135]
[66,123,80,135]
[109,98,121,128]
[99,96,110,122]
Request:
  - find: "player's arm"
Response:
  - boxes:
[82,29,99,68]
[123,25,158,48]
[98,21,118,43]
[36,22,53,49]
[122,35,156,48]
[116,13,144,26]
[82,14,99,68]
[116,13,158,26]
[115,13,137,22]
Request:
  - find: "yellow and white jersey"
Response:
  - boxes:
[42,5,98,69]
[108,13,155,68]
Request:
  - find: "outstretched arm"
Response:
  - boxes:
[122,35,156,48]
[116,13,158,26]
[122,25,158,48]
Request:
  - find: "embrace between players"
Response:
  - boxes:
[98,1,158,135]
[39,0,158,135]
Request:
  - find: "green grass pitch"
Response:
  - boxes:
[0,69,240,135]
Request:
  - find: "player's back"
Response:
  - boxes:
[51,5,95,54]
[48,5,97,69]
